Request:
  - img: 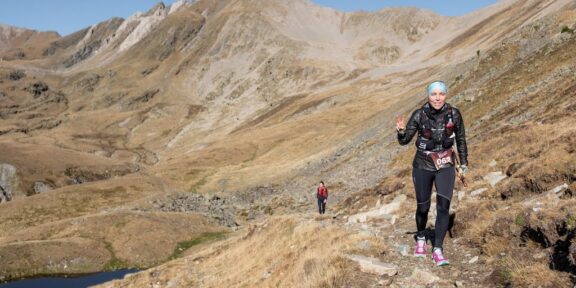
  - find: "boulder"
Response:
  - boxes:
[470,188,488,197]
[347,194,406,224]
[33,181,54,194]
[489,159,497,167]
[483,171,506,187]
[405,267,440,286]
[0,163,19,202]
[346,255,398,276]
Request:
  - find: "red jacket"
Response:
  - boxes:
[317,186,328,198]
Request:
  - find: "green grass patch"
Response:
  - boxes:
[515,214,525,226]
[561,26,574,34]
[102,241,132,271]
[103,257,131,271]
[113,219,128,229]
[566,215,576,229]
[498,267,513,288]
[169,232,226,260]
[189,175,209,192]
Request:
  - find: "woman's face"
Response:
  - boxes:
[428,89,446,110]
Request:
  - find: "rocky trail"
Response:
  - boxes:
[336,207,492,287]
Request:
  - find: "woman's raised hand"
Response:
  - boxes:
[396,114,406,131]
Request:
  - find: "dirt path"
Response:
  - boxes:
[333,196,496,287]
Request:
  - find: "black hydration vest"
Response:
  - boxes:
[415,104,455,151]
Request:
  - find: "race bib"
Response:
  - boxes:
[429,150,454,170]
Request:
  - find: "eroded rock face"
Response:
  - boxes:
[152,193,239,227]
[33,181,53,194]
[0,163,19,202]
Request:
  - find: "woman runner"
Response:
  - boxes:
[396,81,469,266]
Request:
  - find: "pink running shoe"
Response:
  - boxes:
[414,237,427,258]
[432,248,449,266]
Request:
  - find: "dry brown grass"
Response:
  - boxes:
[505,257,572,288]
[97,214,381,288]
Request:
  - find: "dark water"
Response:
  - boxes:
[0,269,139,288]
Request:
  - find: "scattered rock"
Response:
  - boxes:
[76,73,101,92]
[153,193,239,227]
[0,163,19,202]
[483,171,507,187]
[134,89,159,103]
[532,252,546,259]
[378,277,393,286]
[489,159,497,167]
[142,65,159,76]
[122,89,161,110]
[346,254,398,276]
[396,244,409,256]
[347,194,406,223]
[14,51,25,59]
[26,81,49,98]
[549,183,568,194]
[457,190,466,201]
[468,256,479,264]
[261,270,271,279]
[470,188,488,197]
[357,240,372,250]
[65,166,136,185]
[33,181,54,194]
[8,70,26,81]
[532,201,542,212]
[405,267,439,286]
[506,162,524,176]
[455,280,465,287]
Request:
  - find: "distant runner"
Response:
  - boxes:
[316,181,328,215]
[396,81,469,266]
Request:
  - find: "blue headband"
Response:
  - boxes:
[427,81,447,95]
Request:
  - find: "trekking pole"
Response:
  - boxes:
[452,140,467,188]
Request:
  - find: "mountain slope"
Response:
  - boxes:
[0,24,60,60]
[0,0,574,286]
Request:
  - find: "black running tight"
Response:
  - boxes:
[317,197,326,214]
[412,167,455,249]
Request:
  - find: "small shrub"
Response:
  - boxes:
[566,215,576,229]
[561,26,574,34]
[8,70,26,81]
[27,82,49,97]
[515,214,525,226]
